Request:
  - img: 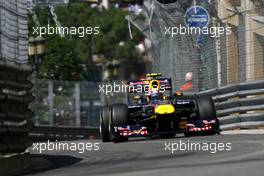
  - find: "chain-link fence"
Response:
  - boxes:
[33,79,102,127]
[0,0,28,64]
[128,0,264,92]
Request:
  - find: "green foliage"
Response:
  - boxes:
[28,4,144,81]
[40,35,81,80]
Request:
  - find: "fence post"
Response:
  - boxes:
[213,17,222,87]
[48,80,54,126]
[75,82,81,127]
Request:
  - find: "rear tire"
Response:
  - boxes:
[100,106,111,142]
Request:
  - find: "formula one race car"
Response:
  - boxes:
[100,73,220,142]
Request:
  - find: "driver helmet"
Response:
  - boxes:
[150,90,159,101]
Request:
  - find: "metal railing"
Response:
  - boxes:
[30,125,100,141]
[0,61,33,175]
[0,61,33,154]
[0,0,32,174]
[197,80,264,130]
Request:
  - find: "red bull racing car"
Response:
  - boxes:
[100,73,220,142]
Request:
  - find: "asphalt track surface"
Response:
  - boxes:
[26,134,264,176]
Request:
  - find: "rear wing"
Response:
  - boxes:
[127,78,172,93]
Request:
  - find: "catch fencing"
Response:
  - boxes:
[32,79,101,128]
[127,0,264,129]
[127,0,264,91]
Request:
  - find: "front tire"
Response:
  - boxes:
[196,95,220,135]
[100,106,112,142]
[196,95,216,121]
[109,104,129,143]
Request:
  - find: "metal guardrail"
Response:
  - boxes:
[197,80,264,130]
[29,126,100,141]
[0,61,33,175]
[1,0,32,174]
[0,61,33,154]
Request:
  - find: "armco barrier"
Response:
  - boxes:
[0,61,33,175]
[0,0,32,174]
[197,80,264,130]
